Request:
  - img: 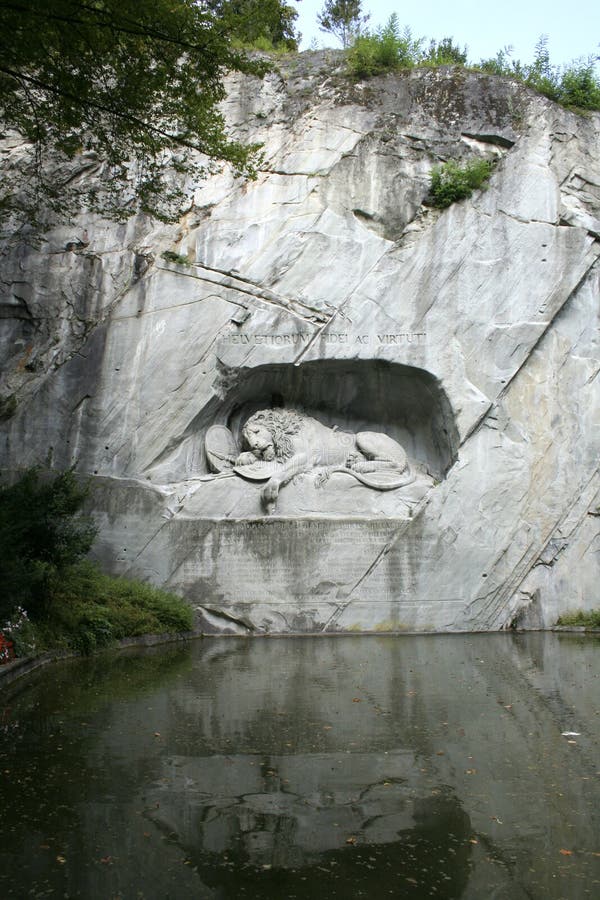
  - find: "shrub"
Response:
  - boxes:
[428,158,495,208]
[0,469,193,656]
[477,37,600,112]
[347,15,423,78]
[29,561,194,654]
[161,250,190,266]
[0,467,96,622]
[559,62,600,111]
[1,607,38,657]
[423,37,467,67]
[556,609,600,628]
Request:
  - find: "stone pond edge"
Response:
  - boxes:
[1,626,598,690]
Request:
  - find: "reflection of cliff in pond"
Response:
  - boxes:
[148,778,471,897]
[1,634,599,900]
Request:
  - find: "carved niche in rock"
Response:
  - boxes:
[205,408,415,509]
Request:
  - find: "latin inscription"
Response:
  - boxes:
[220,331,426,346]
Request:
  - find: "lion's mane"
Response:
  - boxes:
[243,409,304,461]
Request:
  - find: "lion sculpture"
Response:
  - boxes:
[220,408,414,507]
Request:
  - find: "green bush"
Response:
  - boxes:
[347,14,423,78]
[428,158,495,208]
[423,37,467,67]
[559,62,600,110]
[477,37,600,112]
[556,609,600,628]
[39,561,194,654]
[1,469,193,656]
[345,24,600,112]
[0,467,96,623]
[28,561,193,654]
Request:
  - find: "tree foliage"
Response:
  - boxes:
[0,467,193,656]
[317,0,369,49]
[0,0,272,225]
[207,0,300,51]
[0,467,96,621]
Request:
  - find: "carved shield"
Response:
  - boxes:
[233,460,281,482]
[205,425,239,473]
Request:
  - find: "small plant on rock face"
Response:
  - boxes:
[161,250,191,266]
[427,157,496,209]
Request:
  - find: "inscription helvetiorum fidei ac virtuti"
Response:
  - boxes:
[0,57,598,633]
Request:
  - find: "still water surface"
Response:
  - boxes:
[1,634,598,899]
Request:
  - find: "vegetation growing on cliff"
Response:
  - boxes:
[556,609,600,628]
[0,468,192,658]
[0,1,598,229]
[347,15,469,77]
[477,36,600,111]
[428,158,496,209]
[345,15,600,113]
[347,14,423,77]
[317,1,369,49]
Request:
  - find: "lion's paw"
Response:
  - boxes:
[262,479,281,505]
[235,451,258,466]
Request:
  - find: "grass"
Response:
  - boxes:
[9,561,194,657]
[555,609,600,628]
[0,467,194,661]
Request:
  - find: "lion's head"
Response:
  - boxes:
[242,409,303,462]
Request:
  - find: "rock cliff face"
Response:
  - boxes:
[1,54,599,632]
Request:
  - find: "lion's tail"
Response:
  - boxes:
[330,467,416,491]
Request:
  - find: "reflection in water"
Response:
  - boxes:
[0,634,598,899]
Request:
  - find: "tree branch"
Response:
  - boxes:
[0,64,220,155]
[0,2,221,55]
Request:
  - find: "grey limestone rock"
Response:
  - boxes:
[0,58,598,632]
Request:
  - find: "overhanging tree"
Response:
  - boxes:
[317,0,369,49]
[0,0,280,225]
[206,0,301,50]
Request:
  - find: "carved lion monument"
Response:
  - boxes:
[206,408,414,508]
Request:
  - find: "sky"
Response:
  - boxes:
[294,0,600,68]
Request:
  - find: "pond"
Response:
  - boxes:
[1,633,598,899]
